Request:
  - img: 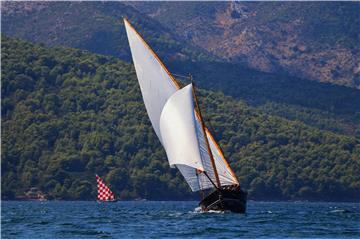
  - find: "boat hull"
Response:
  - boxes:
[199,188,247,213]
[97,199,117,203]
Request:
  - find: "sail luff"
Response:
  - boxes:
[123,18,181,90]
[192,81,221,188]
[124,18,178,142]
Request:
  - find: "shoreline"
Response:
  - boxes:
[2,199,359,203]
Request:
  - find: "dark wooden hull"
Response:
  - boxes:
[199,188,247,213]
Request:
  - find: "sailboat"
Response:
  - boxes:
[124,19,247,213]
[96,174,116,202]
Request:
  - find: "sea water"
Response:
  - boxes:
[1,201,359,238]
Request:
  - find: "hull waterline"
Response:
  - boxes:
[199,188,247,213]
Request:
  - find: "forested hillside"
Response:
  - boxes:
[2,37,360,201]
[2,1,360,139]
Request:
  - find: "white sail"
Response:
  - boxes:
[196,120,239,189]
[124,19,239,192]
[124,19,178,144]
[207,130,239,186]
[159,84,205,191]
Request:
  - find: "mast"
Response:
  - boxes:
[191,75,221,189]
[124,18,239,191]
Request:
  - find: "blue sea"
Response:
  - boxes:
[1,201,359,238]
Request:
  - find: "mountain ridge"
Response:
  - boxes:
[126,1,360,89]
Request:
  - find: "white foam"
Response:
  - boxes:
[190,207,225,214]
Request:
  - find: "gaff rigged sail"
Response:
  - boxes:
[124,18,239,192]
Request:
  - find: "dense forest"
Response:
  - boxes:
[2,1,360,140]
[2,37,360,201]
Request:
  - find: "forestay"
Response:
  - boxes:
[124,19,239,191]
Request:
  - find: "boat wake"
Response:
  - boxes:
[329,209,352,214]
[192,207,225,214]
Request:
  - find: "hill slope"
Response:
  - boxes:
[2,37,360,201]
[2,1,360,139]
[1,1,211,63]
[127,1,360,88]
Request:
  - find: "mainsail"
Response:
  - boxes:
[124,19,239,192]
[96,175,115,201]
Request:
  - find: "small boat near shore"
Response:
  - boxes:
[96,174,116,202]
[124,18,247,213]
